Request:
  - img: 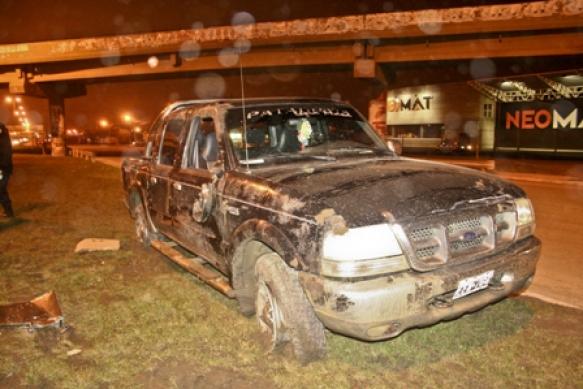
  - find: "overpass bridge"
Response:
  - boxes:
[0,0,582,149]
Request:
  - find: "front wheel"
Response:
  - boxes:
[133,201,158,247]
[254,253,326,363]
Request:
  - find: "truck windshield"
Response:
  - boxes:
[225,103,390,166]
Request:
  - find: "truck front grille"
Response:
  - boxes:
[447,215,494,257]
[404,210,502,271]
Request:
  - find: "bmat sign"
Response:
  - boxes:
[387,95,433,112]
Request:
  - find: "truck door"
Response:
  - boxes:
[169,112,226,272]
[147,108,189,235]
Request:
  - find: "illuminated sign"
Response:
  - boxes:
[496,99,583,152]
[387,95,433,112]
[505,108,583,130]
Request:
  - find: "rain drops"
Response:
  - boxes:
[194,72,226,99]
[231,11,256,28]
[417,10,442,35]
[100,48,121,67]
[234,39,252,54]
[218,47,239,68]
[444,111,462,131]
[179,40,201,61]
[29,110,44,125]
[463,120,479,138]
[470,58,496,79]
[147,56,159,69]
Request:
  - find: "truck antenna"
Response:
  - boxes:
[239,50,250,172]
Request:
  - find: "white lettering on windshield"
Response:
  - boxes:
[246,107,353,120]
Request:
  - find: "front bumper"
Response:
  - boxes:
[299,236,541,341]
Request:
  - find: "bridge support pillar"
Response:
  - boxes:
[48,94,66,157]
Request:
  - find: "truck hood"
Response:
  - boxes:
[256,157,524,226]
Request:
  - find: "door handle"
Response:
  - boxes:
[173,182,182,191]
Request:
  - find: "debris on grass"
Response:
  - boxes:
[66,349,82,357]
[0,291,64,329]
[75,238,120,253]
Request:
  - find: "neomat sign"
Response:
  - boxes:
[505,106,583,130]
[496,98,583,153]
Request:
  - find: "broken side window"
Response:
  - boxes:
[184,116,219,170]
[158,109,188,166]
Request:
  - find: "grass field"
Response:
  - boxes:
[1,155,582,388]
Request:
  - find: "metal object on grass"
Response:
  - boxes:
[0,291,64,329]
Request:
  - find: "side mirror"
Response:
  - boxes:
[192,162,223,223]
[192,182,215,223]
[387,140,402,156]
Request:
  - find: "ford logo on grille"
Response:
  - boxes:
[463,231,477,241]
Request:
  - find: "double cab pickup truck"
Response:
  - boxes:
[122,98,540,363]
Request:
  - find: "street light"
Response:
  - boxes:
[122,113,134,124]
[98,118,110,128]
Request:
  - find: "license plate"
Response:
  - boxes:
[452,270,494,300]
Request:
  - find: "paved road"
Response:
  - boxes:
[519,181,583,310]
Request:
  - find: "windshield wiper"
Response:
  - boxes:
[264,152,336,162]
[326,146,377,155]
[239,153,336,166]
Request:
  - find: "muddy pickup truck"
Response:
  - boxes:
[122,98,540,363]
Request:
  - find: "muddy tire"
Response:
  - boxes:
[254,253,326,363]
[133,201,158,248]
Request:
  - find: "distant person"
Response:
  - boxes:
[0,122,14,218]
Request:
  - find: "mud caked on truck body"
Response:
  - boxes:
[122,98,540,362]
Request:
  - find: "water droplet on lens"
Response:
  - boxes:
[194,73,226,98]
[179,40,200,61]
[147,56,159,68]
[218,48,239,67]
[470,58,496,79]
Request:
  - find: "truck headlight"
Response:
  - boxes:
[514,197,535,240]
[321,224,409,278]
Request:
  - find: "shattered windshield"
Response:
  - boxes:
[225,103,390,166]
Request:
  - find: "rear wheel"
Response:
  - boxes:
[254,253,326,363]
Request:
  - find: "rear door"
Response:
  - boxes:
[147,107,189,235]
[169,111,226,272]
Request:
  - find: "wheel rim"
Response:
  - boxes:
[256,280,284,349]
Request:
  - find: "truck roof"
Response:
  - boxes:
[166,97,351,111]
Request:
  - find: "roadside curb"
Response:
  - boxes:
[522,291,582,311]
[495,172,583,186]
[94,157,122,168]
[422,158,583,186]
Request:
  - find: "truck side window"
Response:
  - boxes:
[184,117,218,170]
[147,116,165,159]
[158,110,187,166]
[183,116,201,169]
